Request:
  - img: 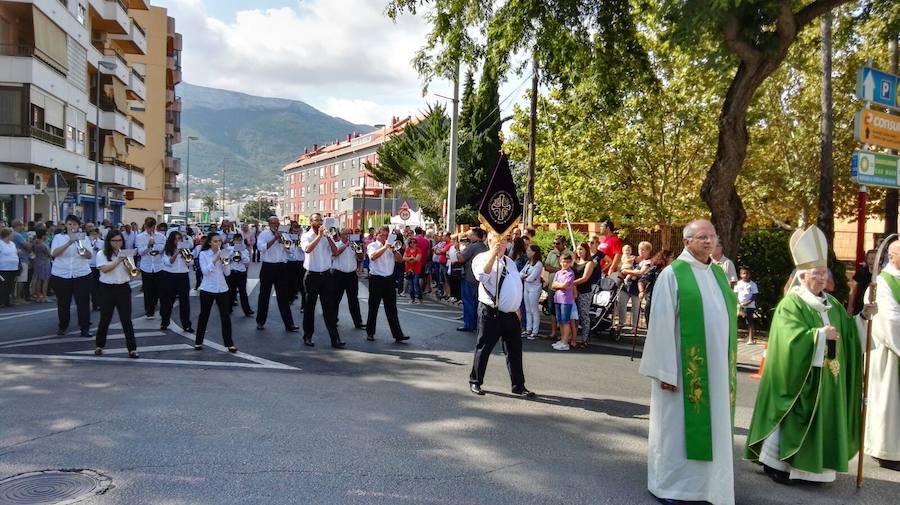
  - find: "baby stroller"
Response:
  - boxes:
[589,275,625,341]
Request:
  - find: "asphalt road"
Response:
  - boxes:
[0,264,897,505]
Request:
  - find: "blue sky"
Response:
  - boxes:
[153,0,527,126]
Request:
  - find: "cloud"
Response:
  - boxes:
[155,0,435,122]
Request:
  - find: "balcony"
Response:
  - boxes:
[166,88,175,106]
[165,156,181,174]
[100,157,145,190]
[88,0,129,35]
[98,101,130,136]
[166,56,182,86]
[0,124,66,148]
[168,97,182,112]
[129,120,145,146]
[122,0,149,9]
[109,18,147,55]
[127,68,146,100]
[164,185,180,203]
[101,52,130,83]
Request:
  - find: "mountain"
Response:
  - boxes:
[172,82,371,197]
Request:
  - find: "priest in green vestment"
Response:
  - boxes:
[745,225,872,484]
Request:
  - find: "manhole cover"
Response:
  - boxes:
[0,469,111,504]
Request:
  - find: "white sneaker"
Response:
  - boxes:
[145,315,155,320]
[527,334,539,340]
[553,343,570,351]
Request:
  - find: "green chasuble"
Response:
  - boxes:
[744,290,863,473]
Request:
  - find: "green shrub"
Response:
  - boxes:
[736,229,794,328]
[530,229,589,256]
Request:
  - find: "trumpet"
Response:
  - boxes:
[75,238,88,256]
[180,248,194,265]
[391,241,404,252]
[324,227,338,239]
[281,233,292,250]
[232,250,243,263]
[122,256,139,277]
[349,241,363,254]
[220,250,232,266]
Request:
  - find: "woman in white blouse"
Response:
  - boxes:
[195,232,236,352]
[159,230,194,333]
[94,230,138,358]
[50,215,94,337]
[520,245,544,340]
[0,228,20,307]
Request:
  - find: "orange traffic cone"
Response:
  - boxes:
[750,343,767,380]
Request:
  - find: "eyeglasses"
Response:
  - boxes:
[690,234,718,242]
[110,238,123,242]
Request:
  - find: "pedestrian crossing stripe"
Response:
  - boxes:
[136,279,260,298]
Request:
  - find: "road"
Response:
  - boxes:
[0,264,897,504]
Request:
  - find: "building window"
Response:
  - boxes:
[332,181,337,193]
[341,179,345,188]
[319,167,324,177]
[319,184,324,194]
[76,4,86,25]
[31,105,45,129]
[76,130,85,154]
[332,200,337,211]
[66,125,75,151]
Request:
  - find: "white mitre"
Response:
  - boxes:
[789,225,828,269]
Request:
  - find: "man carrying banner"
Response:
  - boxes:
[865,240,900,470]
[468,154,534,398]
[638,219,737,505]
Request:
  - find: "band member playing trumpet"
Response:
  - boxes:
[135,217,165,319]
[226,233,254,317]
[194,233,237,352]
[159,230,194,333]
[255,216,298,332]
[286,221,306,306]
[366,225,410,343]
[94,230,139,358]
[332,228,365,330]
[301,212,344,348]
[50,215,94,337]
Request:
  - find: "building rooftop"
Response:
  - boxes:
[281,116,414,172]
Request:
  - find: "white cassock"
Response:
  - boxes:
[639,250,735,505]
[865,263,900,461]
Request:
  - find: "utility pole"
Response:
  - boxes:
[185,136,197,222]
[525,51,538,227]
[221,158,227,221]
[446,61,460,233]
[887,35,900,236]
[361,175,367,229]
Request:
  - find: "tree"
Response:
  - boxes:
[367,104,451,221]
[240,198,276,224]
[200,196,218,216]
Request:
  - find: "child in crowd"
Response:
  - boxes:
[734,267,759,344]
[551,253,576,351]
[619,244,636,281]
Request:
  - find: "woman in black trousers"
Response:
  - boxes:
[94,230,138,358]
[194,232,236,353]
[50,215,94,337]
[159,231,194,332]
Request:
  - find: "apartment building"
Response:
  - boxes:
[124,6,180,221]
[0,0,174,225]
[281,116,410,228]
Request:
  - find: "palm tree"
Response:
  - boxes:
[201,196,218,220]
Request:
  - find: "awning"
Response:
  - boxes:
[0,184,36,196]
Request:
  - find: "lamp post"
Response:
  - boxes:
[94,60,117,224]
[373,123,386,226]
[185,136,198,223]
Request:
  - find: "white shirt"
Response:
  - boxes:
[122,231,136,250]
[257,229,287,263]
[367,240,396,277]
[161,247,191,274]
[226,245,251,273]
[473,252,523,313]
[96,251,131,285]
[0,240,19,271]
[88,238,102,267]
[198,249,231,293]
[286,235,303,262]
[734,279,759,308]
[332,240,358,273]
[301,228,334,273]
[50,234,92,278]
[135,231,166,273]
[714,255,738,284]
[521,260,544,287]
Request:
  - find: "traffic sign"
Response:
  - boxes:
[399,208,411,221]
[856,66,900,111]
[854,108,900,151]
[851,149,900,189]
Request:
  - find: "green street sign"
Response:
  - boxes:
[851,149,900,189]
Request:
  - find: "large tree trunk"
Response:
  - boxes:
[818,13,834,247]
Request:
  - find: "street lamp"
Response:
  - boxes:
[186,136,198,223]
[94,60,117,224]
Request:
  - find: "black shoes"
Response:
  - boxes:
[302,337,314,347]
[182,327,195,334]
[245,310,255,317]
[227,346,238,353]
[128,351,140,359]
[366,334,375,342]
[80,331,93,338]
[331,340,346,349]
[194,345,203,351]
[354,324,367,330]
[763,464,792,485]
[394,335,410,343]
[286,325,300,332]
[57,328,67,336]
[256,324,265,330]
[94,347,103,356]
[511,387,536,398]
[470,384,485,395]
[160,325,169,331]
[456,327,474,332]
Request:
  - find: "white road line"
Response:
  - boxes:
[0,353,288,369]
[69,344,193,355]
[0,308,59,321]
[168,323,299,371]
[0,332,165,349]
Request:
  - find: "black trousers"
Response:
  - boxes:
[141,270,160,317]
[227,269,252,315]
[366,274,404,340]
[303,270,340,343]
[256,262,294,328]
[287,261,307,306]
[333,270,363,326]
[196,290,233,347]
[51,274,92,332]
[0,269,16,306]
[89,267,101,309]
[159,271,192,328]
[96,283,136,351]
[469,302,526,389]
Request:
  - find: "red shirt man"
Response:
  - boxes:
[598,220,622,275]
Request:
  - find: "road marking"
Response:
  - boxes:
[69,344,193,354]
[167,323,298,371]
[0,308,59,321]
[0,353,294,369]
[0,332,165,349]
